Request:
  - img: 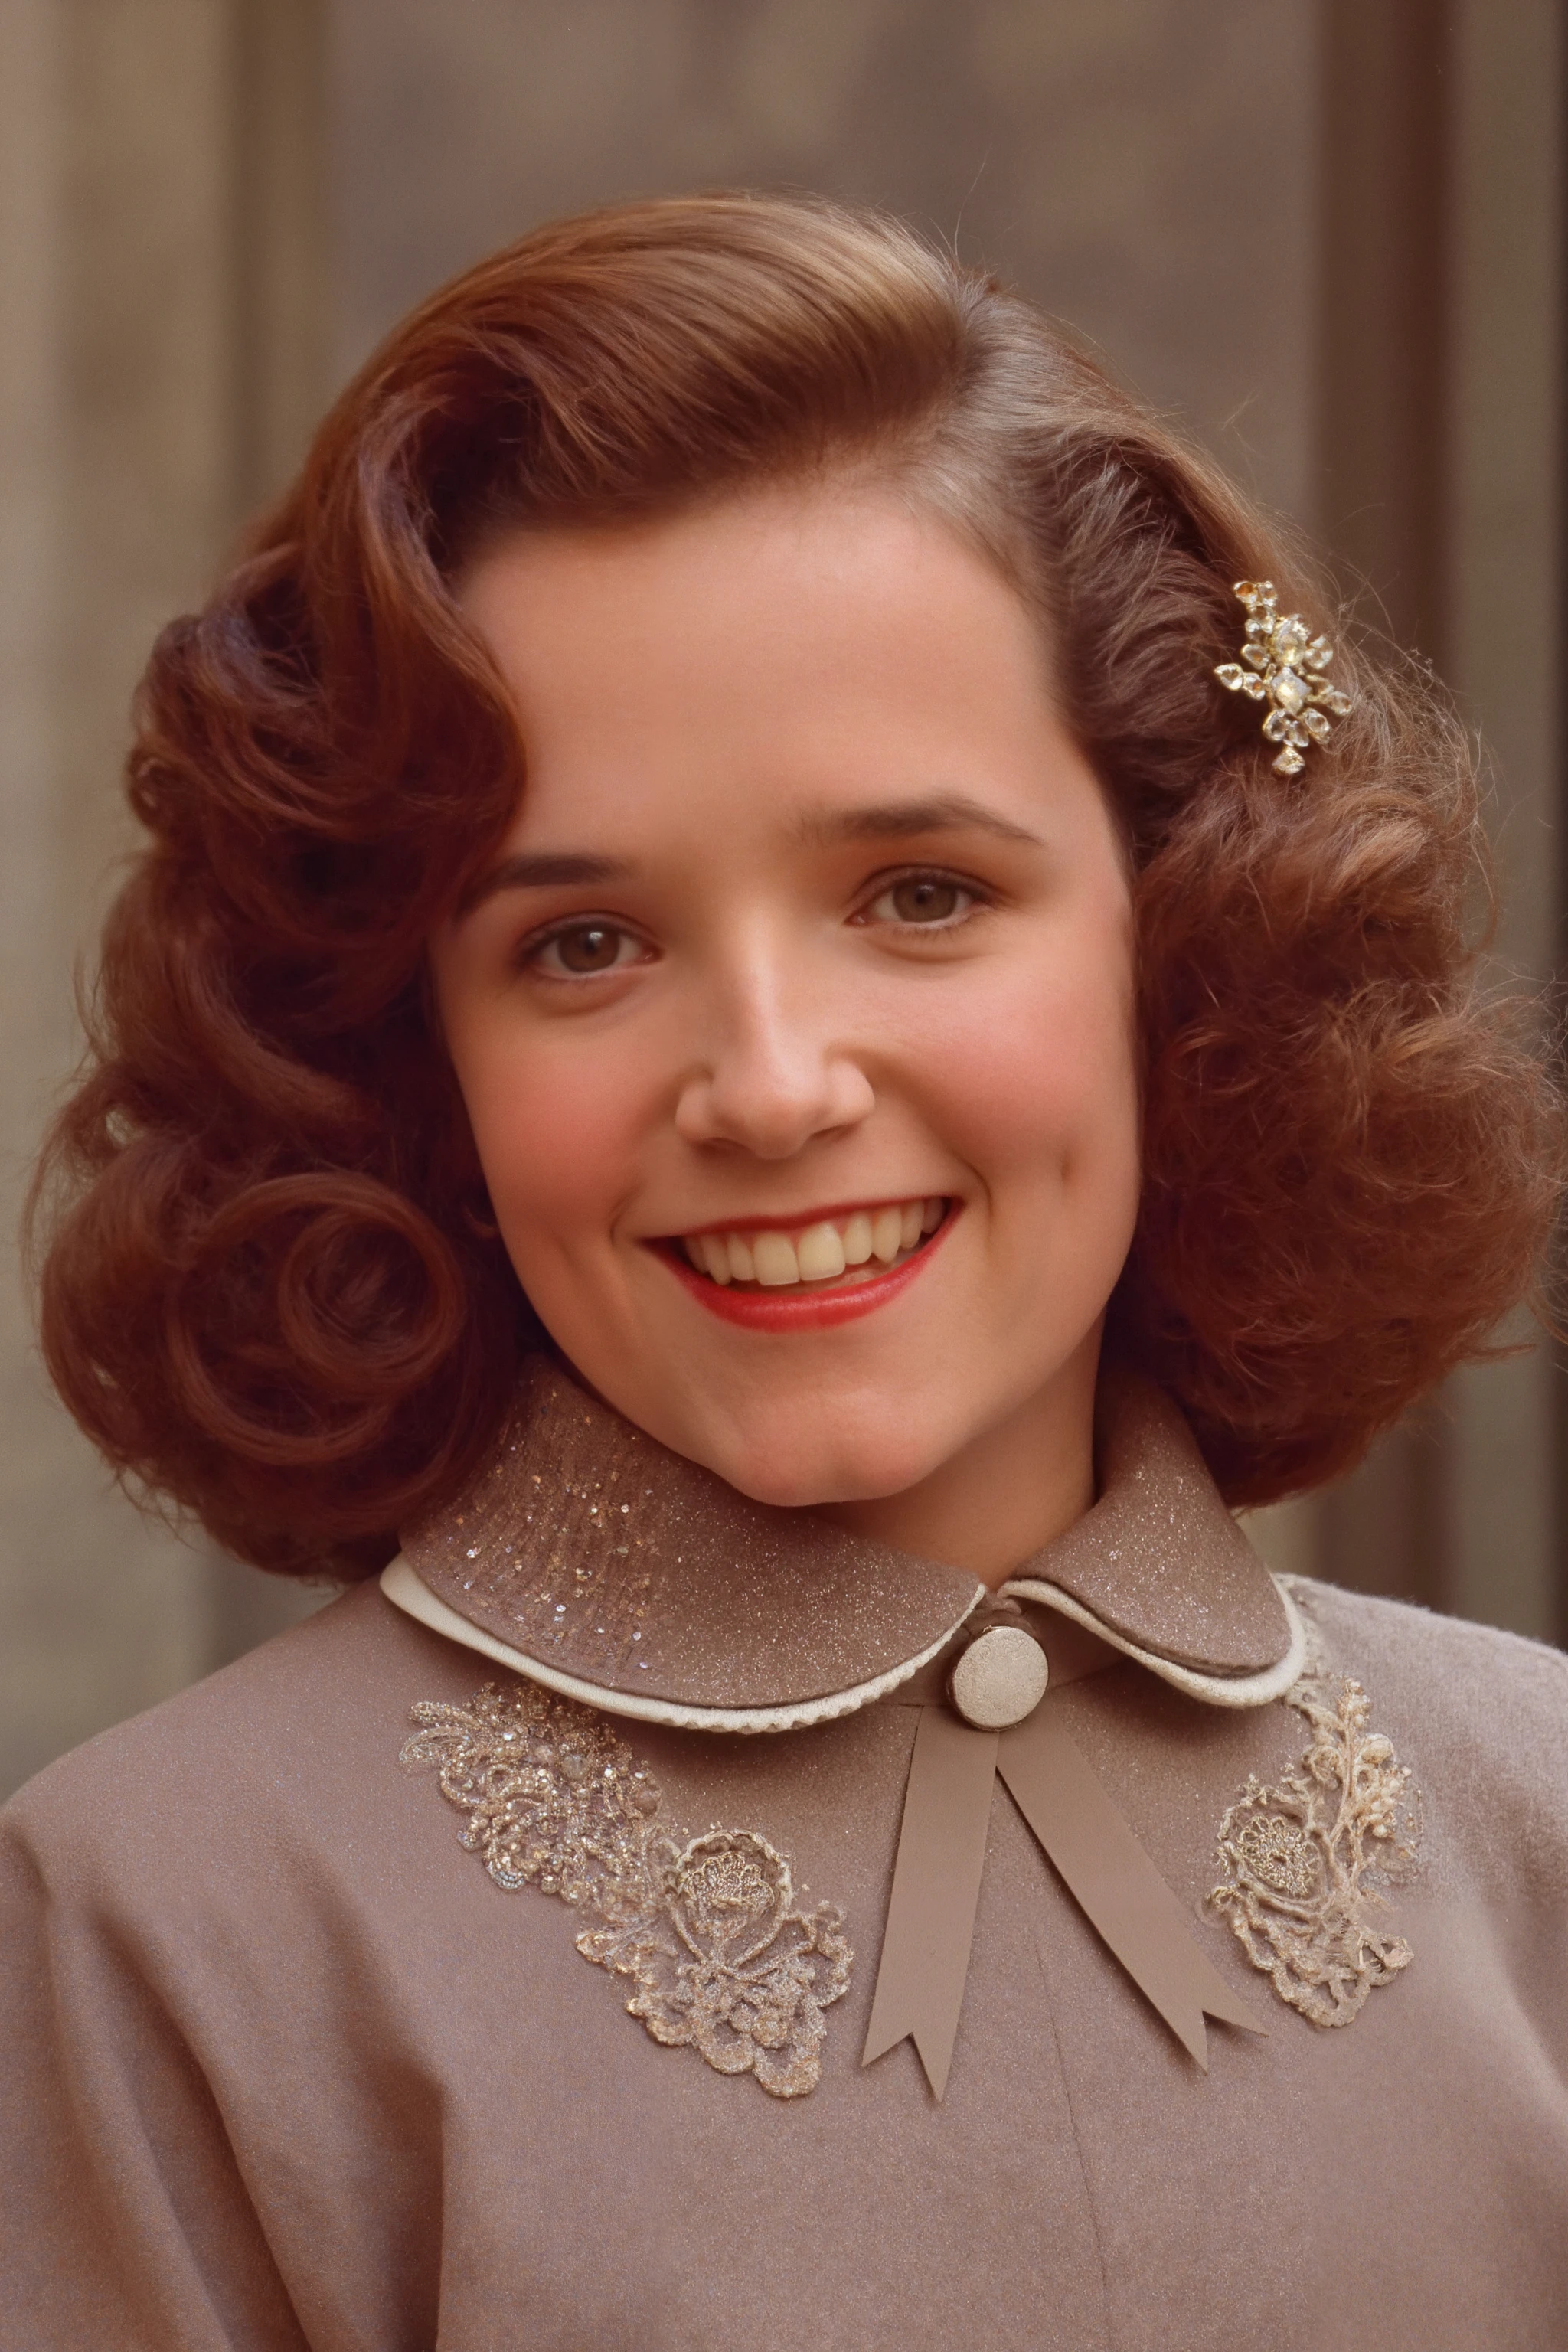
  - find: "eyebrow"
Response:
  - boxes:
[455,792,1044,920]
[790,793,1044,850]
[455,850,636,920]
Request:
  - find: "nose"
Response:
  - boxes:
[673,953,875,1161]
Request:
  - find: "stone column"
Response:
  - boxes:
[1312,0,1564,1640]
[0,0,327,1796]
[1308,0,1455,1613]
[1442,0,1563,1642]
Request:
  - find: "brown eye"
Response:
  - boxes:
[557,925,619,971]
[533,922,639,977]
[861,874,978,929]
[890,877,962,923]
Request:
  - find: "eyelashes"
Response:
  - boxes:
[512,864,995,983]
[851,867,989,931]
[521,920,652,979]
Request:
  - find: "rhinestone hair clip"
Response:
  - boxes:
[1215,581,1353,775]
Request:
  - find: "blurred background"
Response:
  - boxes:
[2,0,1563,1796]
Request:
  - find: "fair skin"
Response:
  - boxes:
[429,481,1141,1586]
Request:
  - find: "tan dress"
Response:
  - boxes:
[4,1360,1567,2350]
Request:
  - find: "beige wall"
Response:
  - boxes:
[1443,0,1563,1638]
[1,1,1560,1795]
[0,1,327,1798]
[2,0,226,1799]
[331,0,1318,520]
[1309,0,1564,1637]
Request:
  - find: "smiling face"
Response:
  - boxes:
[430,481,1141,1577]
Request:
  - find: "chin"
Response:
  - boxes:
[690,1401,950,1514]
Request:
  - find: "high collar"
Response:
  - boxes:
[382,1356,1303,1732]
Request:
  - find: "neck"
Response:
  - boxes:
[812,1330,1101,1587]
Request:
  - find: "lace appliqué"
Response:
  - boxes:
[1209,1661,1421,2028]
[400,1682,852,2096]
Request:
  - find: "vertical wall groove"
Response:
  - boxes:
[1315,0,1566,1640]
[1314,0,1453,1613]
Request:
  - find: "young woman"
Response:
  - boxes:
[5,194,1566,2350]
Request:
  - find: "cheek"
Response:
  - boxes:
[910,927,1139,1201]
[460,1034,652,1250]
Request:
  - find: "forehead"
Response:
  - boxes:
[456,482,1076,843]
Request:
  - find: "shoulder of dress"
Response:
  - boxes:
[1284,1573,1568,1813]
[1287,1573,1567,1692]
[1,1578,446,1877]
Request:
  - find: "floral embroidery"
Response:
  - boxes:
[578,1828,853,2096]
[401,1682,852,2096]
[1209,1661,1421,2028]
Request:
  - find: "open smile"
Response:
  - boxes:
[654,1197,956,1330]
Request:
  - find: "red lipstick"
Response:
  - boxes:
[658,1211,956,1332]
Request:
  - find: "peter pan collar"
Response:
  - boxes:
[381,1355,1304,1728]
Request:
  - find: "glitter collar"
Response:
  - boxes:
[382,1357,1302,1731]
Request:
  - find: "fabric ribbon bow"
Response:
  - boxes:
[862,1612,1266,2099]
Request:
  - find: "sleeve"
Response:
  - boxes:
[0,1800,311,2352]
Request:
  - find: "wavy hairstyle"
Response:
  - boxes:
[31,194,1563,1576]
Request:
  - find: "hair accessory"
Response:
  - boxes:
[1215,581,1353,775]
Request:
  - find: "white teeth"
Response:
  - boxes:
[841,1210,873,1266]
[700,1233,732,1285]
[751,1232,800,1286]
[796,1220,846,1281]
[871,1206,903,1264]
[681,1197,948,1289]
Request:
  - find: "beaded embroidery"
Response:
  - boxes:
[401,1682,852,2096]
[1209,1658,1421,2027]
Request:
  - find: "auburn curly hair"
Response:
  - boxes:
[31,193,1563,1577]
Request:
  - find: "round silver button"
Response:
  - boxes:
[948,1624,1050,1729]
